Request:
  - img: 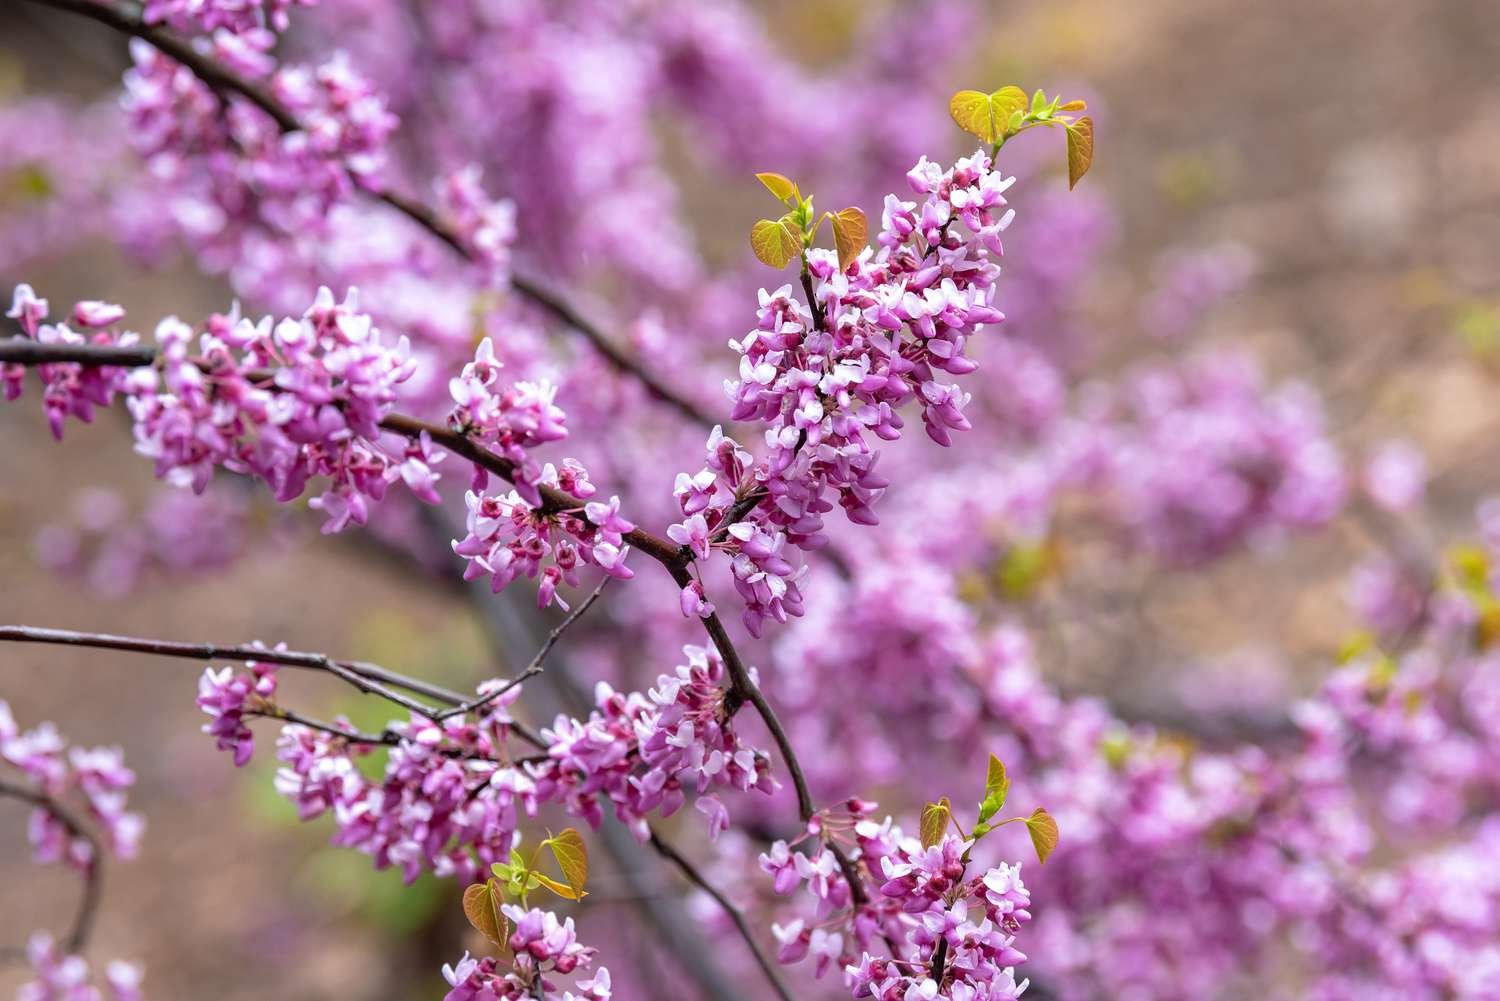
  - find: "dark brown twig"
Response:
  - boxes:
[648,831,794,1001]
[0,779,103,953]
[434,578,609,722]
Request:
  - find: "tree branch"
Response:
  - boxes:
[0,342,823,833]
[0,624,475,720]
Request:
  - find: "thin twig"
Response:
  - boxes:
[648,831,795,1001]
[16,0,715,428]
[0,625,460,718]
[0,779,103,953]
[435,578,609,722]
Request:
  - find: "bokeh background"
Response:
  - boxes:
[3,0,1499,997]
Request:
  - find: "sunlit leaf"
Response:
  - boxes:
[977,753,1010,824]
[948,89,998,143]
[1026,808,1060,864]
[920,796,952,848]
[756,172,799,204]
[830,206,867,271]
[543,828,589,900]
[1066,117,1095,189]
[990,86,1029,127]
[532,872,588,901]
[462,878,509,949]
[751,218,801,269]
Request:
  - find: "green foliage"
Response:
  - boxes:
[1025,808,1060,864]
[948,86,1094,187]
[463,878,509,950]
[749,171,867,273]
[751,217,803,269]
[830,206,868,271]
[473,826,592,946]
[920,797,953,848]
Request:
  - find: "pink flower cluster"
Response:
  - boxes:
[448,337,569,505]
[1,701,143,866]
[532,645,776,840]
[122,38,395,274]
[672,149,1013,636]
[437,167,518,289]
[196,658,278,767]
[761,805,1032,1001]
[141,0,314,35]
[1094,352,1347,565]
[442,907,611,1001]
[275,693,533,885]
[4,286,139,440]
[18,933,142,1001]
[454,469,636,610]
[124,287,431,530]
[446,337,635,608]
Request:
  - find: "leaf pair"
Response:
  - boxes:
[970,753,1059,864]
[948,86,1095,189]
[750,172,867,271]
[461,828,591,953]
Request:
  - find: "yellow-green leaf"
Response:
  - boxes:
[949,87,1031,144]
[751,218,801,269]
[1026,808,1060,864]
[544,827,589,900]
[462,878,509,949]
[830,206,867,271]
[532,872,588,901]
[949,90,998,143]
[756,172,799,204]
[978,753,1010,823]
[989,87,1030,132]
[919,796,952,848]
[1065,117,1094,189]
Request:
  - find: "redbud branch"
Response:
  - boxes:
[0,778,104,953]
[0,349,828,908]
[16,0,716,429]
[0,624,472,719]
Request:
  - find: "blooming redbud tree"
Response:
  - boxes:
[0,3,1494,1001]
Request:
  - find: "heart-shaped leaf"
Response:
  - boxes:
[949,86,1031,145]
[1026,808,1060,864]
[543,827,589,900]
[462,878,509,950]
[920,796,952,848]
[948,90,997,143]
[751,217,801,269]
[830,206,867,271]
[756,172,799,204]
[1065,117,1094,189]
